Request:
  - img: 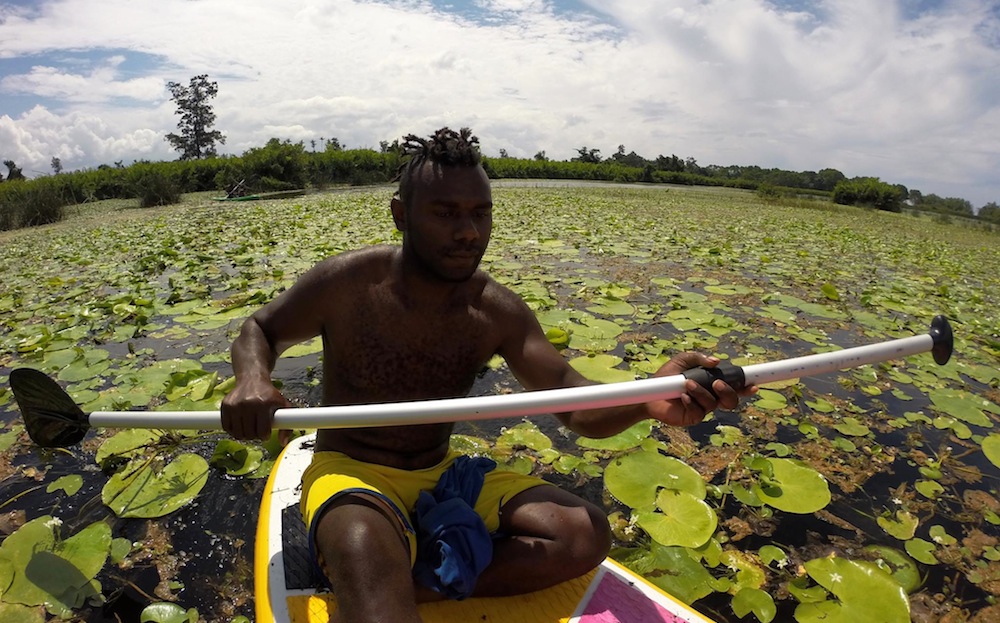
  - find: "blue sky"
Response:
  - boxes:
[1,0,998,208]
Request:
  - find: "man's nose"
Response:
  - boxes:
[454,216,480,241]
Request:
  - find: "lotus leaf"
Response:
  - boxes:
[605,450,707,508]
[795,556,909,623]
[102,453,209,518]
[576,419,652,450]
[732,587,776,623]
[586,298,635,316]
[751,458,831,514]
[806,397,836,413]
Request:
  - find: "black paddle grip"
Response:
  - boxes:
[682,361,746,398]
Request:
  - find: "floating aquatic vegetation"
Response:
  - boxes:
[1,185,998,620]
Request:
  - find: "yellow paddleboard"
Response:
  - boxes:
[256,434,716,623]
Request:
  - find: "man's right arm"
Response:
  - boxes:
[220,258,337,440]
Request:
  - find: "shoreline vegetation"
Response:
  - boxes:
[2,138,997,233]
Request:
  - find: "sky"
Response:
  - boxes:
[1,0,999,208]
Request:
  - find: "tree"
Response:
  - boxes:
[3,160,25,181]
[533,150,548,161]
[979,202,1000,223]
[51,157,63,174]
[164,75,226,160]
[572,146,601,163]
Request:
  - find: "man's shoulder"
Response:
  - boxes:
[316,245,395,276]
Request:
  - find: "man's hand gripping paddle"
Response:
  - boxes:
[10,316,953,448]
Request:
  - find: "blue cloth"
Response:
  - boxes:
[412,455,497,600]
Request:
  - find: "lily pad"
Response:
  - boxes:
[46,475,83,496]
[751,458,831,514]
[635,489,717,548]
[878,511,919,540]
[983,433,1000,468]
[732,587,776,623]
[795,556,909,623]
[102,454,210,518]
[568,354,635,383]
[576,419,652,451]
[605,450,707,508]
[210,440,263,476]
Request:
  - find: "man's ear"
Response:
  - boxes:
[390,196,406,231]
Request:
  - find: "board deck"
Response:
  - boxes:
[256,433,716,623]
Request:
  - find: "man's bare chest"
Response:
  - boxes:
[324,295,498,400]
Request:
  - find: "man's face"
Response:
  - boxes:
[393,162,493,282]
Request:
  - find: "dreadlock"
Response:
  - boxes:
[394,127,482,206]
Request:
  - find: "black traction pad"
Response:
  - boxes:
[281,504,326,590]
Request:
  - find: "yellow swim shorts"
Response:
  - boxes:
[301,449,549,567]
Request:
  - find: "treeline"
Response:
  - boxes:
[2,140,998,231]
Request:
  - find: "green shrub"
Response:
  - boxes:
[0,177,70,230]
[217,139,309,194]
[832,177,903,212]
[130,166,182,207]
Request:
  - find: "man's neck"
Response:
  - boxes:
[391,246,471,309]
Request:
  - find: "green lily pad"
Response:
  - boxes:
[46,475,83,496]
[733,587,776,623]
[878,510,919,540]
[140,602,199,623]
[833,417,870,437]
[613,543,717,605]
[283,337,323,358]
[605,451,707,508]
[568,354,635,383]
[210,440,263,476]
[635,489,717,548]
[927,389,995,428]
[982,434,1000,468]
[905,538,938,565]
[496,422,552,452]
[864,545,921,593]
[102,453,210,518]
[0,517,110,618]
[915,480,944,499]
[795,556,909,622]
[576,420,652,451]
[753,389,788,411]
[751,458,831,514]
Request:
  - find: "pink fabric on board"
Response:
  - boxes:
[577,572,689,623]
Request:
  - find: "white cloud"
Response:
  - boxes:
[0,0,997,205]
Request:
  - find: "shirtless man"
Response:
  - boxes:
[221,128,748,622]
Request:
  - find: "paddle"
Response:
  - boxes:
[10,316,953,448]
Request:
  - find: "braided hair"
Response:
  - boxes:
[394,127,482,206]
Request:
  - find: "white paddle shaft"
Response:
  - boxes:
[87,333,936,431]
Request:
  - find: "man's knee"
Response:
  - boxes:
[314,495,411,581]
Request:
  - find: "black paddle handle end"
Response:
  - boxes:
[930,315,953,365]
[682,361,746,398]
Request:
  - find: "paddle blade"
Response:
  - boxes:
[9,368,90,447]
